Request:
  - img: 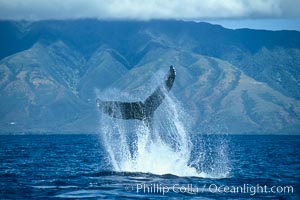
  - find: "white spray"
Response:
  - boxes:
[97,72,230,178]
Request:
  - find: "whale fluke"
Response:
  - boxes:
[96,66,176,129]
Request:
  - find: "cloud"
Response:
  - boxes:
[0,0,299,21]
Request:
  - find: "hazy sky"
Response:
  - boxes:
[0,0,299,30]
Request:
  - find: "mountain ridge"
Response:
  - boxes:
[0,19,299,134]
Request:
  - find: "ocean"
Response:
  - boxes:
[0,134,299,199]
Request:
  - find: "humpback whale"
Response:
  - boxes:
[96,66,176,132]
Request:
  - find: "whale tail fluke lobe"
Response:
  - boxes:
[96,66,176,129]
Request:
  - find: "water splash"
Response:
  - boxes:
[97,75,230,178]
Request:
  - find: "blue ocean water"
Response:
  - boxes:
[0,134,299,199]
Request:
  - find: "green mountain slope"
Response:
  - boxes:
[0,20,299,134]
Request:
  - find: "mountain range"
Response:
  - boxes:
[0,19,299,134]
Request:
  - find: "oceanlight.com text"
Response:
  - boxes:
[125,183,294,196]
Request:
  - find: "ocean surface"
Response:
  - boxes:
[0,134,299,199]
